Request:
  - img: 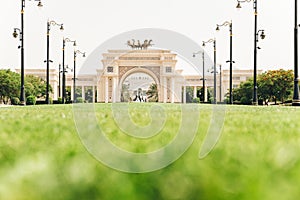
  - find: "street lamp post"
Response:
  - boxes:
[13,0,43,105]
[193,51,206,102]
[73,50,86,103]
[203,38,217,104]
[62,38,76,104]
[216,20,235,104]
[58,64,61,98]
[293,0,300,106]
[219,64,222,102]
[236,0,265,105]
[254,29,265,103]
[46,20,63,104]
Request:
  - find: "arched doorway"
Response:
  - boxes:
[119,68,160,102]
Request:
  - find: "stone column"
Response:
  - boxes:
[115,77,119,102]
[183,86,186,104]
[112,77,117,103]
[92,85,95,103]
[105,77,109,103]
[193,86,197,99]
[82,86,85,101]
[97,78,101,102]
[163,77,167,103]
[71,82,74,101]
[171,78,175,103]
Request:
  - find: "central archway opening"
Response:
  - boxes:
[121,72,157,102]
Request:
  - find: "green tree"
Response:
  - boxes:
[0,69,20,104]
[257,73,273,104]
[0,69,49,104]
[25,75,49,98]
[232,69,293,105]
[66,86,72,103]
[121,83,130,102]
[75,86,82,101]
[258,69,293,104]
[146,83,158,102]
[232,79,253,105]
[84,86,94,103]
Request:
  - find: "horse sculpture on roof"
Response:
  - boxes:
[126,39,154,50]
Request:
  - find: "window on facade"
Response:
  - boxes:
[166,67,172,73]
[107,66,114,73]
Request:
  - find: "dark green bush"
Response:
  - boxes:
[76,97,84,103]
[11,97,20,105]
[192,97,200,104]
[26,96,36,105]
[240,97,252,105]
[57,97,63,104]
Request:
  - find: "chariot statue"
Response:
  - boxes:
[127,39,153,50]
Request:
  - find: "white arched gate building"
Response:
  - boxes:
[97,49,185,103]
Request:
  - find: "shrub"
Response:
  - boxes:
[76,97,84,103]
[192,98,200,104]
[26,96,36,105]
[11,97,20,105]
[240,97,252,105]
[57,97,63,104]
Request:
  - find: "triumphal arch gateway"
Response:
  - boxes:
[96,40,186,103]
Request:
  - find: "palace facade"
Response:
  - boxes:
[15,48,262,103]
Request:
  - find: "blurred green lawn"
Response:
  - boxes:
[0,104,300,200]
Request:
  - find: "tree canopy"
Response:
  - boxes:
[258,69,293,103]
[0,69,20,104]
[0,69,50,104]
[232,69,293,105]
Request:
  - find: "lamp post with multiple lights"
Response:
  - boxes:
[193,51,206,102]
[254,29,266,103]
[236,0,265,105]
[216,20,235,104]
[293,0,300,106]
[73,50,86,103]
[12,0,43,105]
[62,38,76,104]
[45,20,63,104]
[203,38,217,104]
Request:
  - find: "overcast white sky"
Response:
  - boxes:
[0,0,296,73]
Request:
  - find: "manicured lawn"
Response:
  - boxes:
[0,104,300,200]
